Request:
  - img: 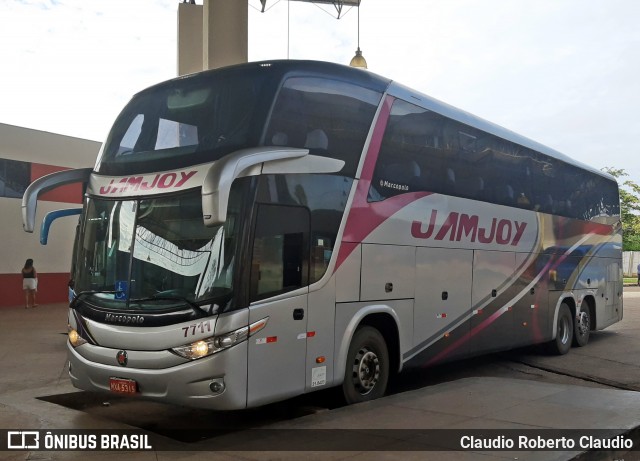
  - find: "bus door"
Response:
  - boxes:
[246,204,310,407]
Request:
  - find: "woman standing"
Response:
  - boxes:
[22,258,38,308]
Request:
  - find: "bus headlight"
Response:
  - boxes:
[68,327,87,348]
[171,317,268,360]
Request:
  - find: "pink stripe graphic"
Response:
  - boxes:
[424,242,581,366]
[335,95,431,271]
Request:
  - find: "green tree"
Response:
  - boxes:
[602,167,640,250]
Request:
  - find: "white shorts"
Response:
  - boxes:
[23,278,37,291]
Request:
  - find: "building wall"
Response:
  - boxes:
[623,251,640,277]
[0,123,100,307]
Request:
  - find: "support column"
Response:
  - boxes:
[177,2,204,76]
[203,0,248,70]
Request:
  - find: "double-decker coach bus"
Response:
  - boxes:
[22,60,622,409]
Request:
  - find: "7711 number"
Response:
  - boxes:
[182,321,212,338]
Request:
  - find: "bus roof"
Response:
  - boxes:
[136,59,613,183]
[138,59,391,100]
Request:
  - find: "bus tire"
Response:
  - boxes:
[342,326,389,404]
[547,303,573,355]
[572,303,590,347]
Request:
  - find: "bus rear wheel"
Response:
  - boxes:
[547,303,573,355]
[572,303,590,347]
[342,326,389,404]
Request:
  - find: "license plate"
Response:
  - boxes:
[109,377,137,395]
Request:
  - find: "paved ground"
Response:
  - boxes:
[511,287,640,392]
[0,288,639,460]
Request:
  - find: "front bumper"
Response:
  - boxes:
[67,340,249,410]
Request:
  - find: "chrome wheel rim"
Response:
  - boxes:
[352,348,380,395]
[576,311,590,337]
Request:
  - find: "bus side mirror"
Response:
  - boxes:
[201,147,309,227]
[201,147,344,226]
[22,168,92,233]
[40,208,82,245]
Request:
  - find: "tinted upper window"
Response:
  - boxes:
[265,77,382,176]
[98,67,383,178]
[97,68,272,175]
[370,99,619,221]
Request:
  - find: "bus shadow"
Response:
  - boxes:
[37,387,346,443]
[37,335,610,443]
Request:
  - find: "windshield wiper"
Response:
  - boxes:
[71,290,207,316]
[129,294,206,317]
[70,290,118,309]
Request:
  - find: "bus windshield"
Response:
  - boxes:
[72,186,244,311]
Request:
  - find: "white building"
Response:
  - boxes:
[0,123,99,307]
[1,2,255,307]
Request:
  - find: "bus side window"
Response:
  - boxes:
[250,205,310,302]
[496,184,516,206]
[304,129,329,150]
[444,167,456,195]
[271,132,289,146]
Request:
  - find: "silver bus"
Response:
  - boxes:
[23,60,622,410]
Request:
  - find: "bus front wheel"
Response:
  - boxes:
[547,303,573,355]
[342,326,389,404]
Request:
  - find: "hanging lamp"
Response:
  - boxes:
[349,2,367,69]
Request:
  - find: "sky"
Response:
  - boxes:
[1,0,639,185]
